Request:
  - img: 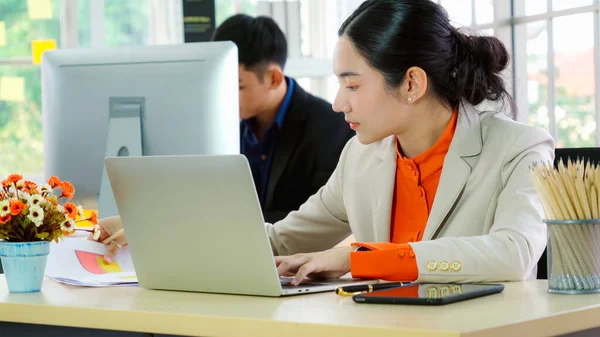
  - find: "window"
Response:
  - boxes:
[0,0,61,179]
[553,0,594,12]
[554,13,596,147]
[104,0,153,47]
[521,21,550,131]
[441,0,473,27]
[79,0,184,48]
[514,0,600,147]
[216,0,258,27]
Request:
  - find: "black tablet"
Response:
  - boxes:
[353,283,504,305]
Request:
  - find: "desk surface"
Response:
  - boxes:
[1,277,600,337]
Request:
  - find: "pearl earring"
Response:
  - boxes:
[408,97,412,102]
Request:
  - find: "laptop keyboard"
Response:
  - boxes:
[279,276,328,288]
[279,277,355,288]
[281,280,328,288]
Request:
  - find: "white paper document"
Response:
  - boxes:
[46,238,138,287]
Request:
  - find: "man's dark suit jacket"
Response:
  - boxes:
[254,80,355,224]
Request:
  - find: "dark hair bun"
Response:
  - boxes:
[452,30,511,107]
[471,35,510,74]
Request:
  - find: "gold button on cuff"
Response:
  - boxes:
[438,261,449,271]
[450,261,462,272]
[426,260,437,271]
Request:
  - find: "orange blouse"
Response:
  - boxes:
[350,111,458,281]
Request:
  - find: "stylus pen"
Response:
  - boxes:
[335,282,413,296]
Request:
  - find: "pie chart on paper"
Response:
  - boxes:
[74,250,123,274]
[46,239,138,286]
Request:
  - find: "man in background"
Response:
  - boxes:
[212,14,354,224]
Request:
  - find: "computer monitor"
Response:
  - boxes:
[41,41,239,218]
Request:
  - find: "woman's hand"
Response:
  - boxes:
[87,216,127,263]
[274,246,356,286]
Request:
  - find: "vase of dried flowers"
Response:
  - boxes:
[0,174,100,292]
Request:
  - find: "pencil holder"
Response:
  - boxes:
[544,219,600,294]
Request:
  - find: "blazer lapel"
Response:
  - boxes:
[370,136,397,241]
[422,103,483,240]
[264,92,308,209]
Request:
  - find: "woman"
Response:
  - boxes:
[96,0,554,286]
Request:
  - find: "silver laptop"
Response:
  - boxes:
[104,154,377,296]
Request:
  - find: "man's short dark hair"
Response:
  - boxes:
[211,14,288,74]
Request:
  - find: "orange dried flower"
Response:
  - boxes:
[9,200,26,216]
[61,181,75,199]
[64,202,78,220]
[24,181,37,191]
[89,211,98,225]
[7,174,22,183]
[48,176,62,188]
[0,214,10,224]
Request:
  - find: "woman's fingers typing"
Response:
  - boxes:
[292,262,318,286]
[276,254,311,278]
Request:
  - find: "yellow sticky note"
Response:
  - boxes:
[0,77,25,102]
[28,0,53,20]
[0,22,6,47]
[32,39,56,65]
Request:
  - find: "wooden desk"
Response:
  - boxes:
[1,277,600,337]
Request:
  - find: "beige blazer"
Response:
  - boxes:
[266,103,555,283]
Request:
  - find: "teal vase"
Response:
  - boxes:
[0,241,50,292]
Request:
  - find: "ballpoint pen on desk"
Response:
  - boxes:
[335,282,413,296]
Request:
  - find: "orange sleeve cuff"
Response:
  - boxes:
[350,242,400,251]
[349,243,419,281]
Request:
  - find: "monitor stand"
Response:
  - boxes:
[98,97,145,218]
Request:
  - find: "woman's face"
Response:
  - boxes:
[332,36,414,145]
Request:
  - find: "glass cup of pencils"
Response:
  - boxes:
[532,159,600,294]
